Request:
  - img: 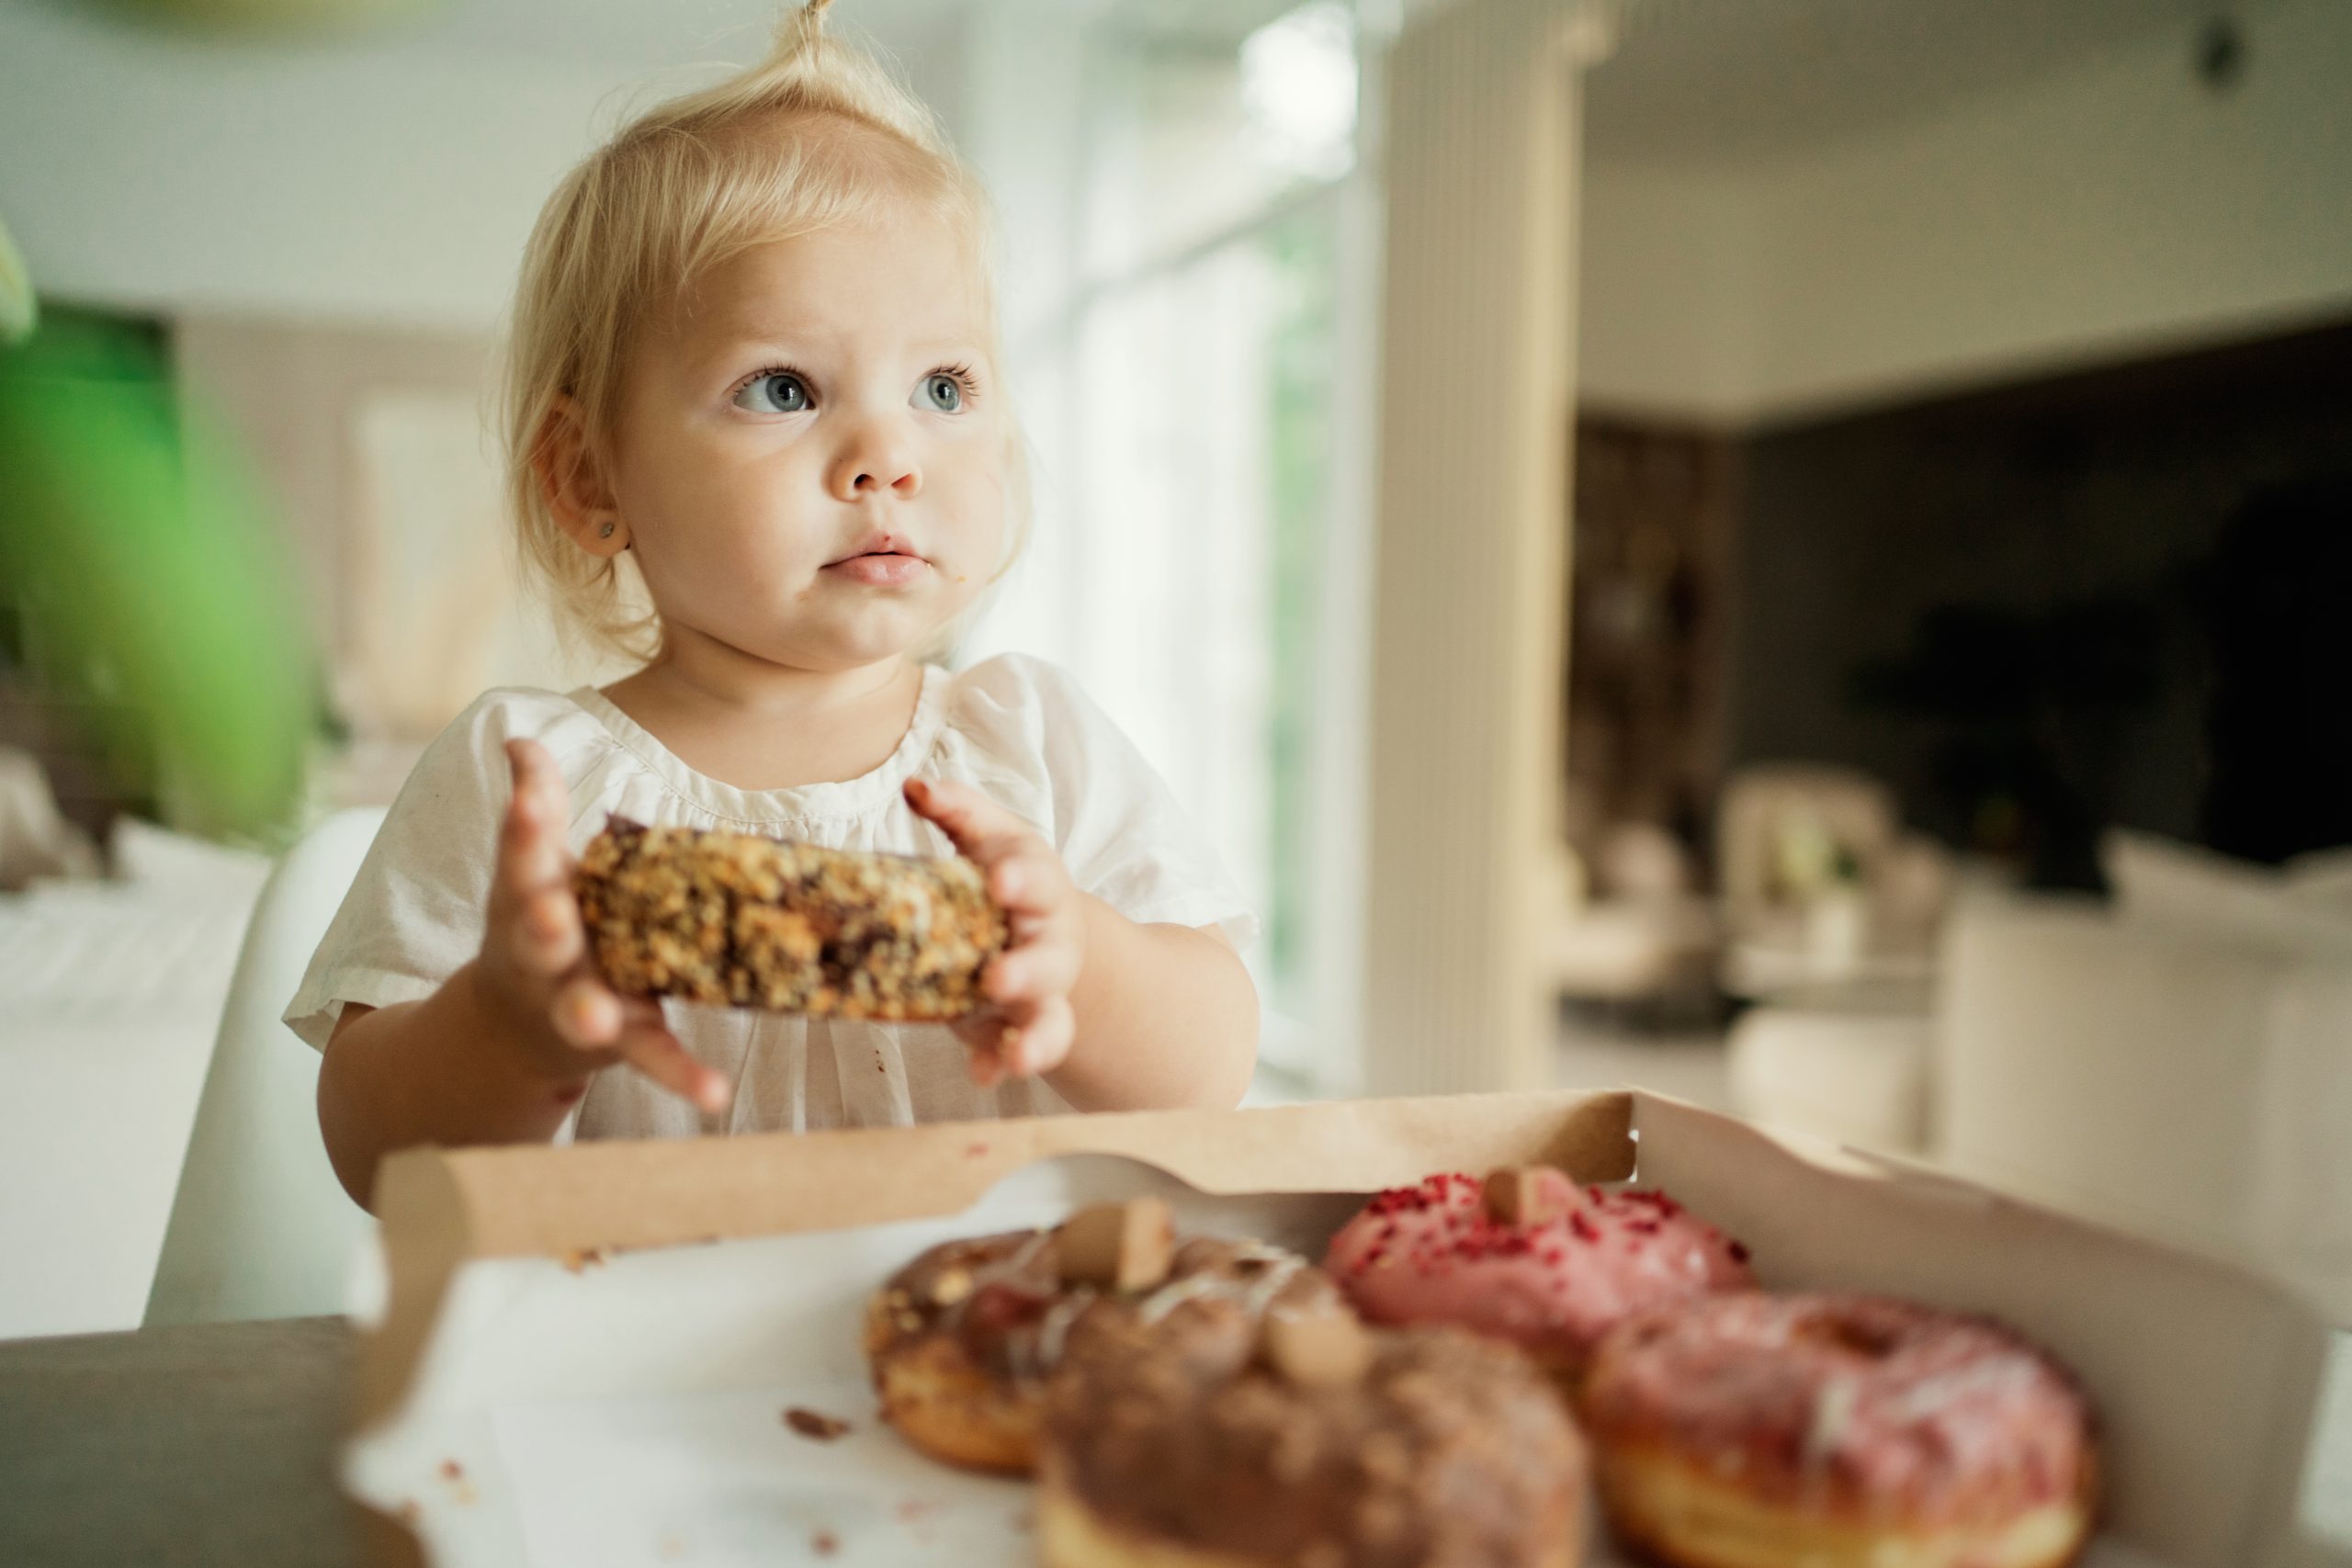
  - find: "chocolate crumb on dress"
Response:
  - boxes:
[576,817,1008,1021]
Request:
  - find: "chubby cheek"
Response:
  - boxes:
[627,454,827,596]
[933,461,1012,591]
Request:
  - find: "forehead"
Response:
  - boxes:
[673,215,989,355]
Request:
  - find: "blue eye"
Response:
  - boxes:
[733,371,810,413]
[917,372,966,412]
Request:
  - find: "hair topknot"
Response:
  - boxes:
[499,0,1026,662]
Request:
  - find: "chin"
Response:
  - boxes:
[777,613,944,671]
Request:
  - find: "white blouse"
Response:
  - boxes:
[285,654,1255,1139]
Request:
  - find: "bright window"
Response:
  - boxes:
[962,2,1377,1088]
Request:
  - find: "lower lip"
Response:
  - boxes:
[824,554,928,587]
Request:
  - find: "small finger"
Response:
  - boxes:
[499,816,561,901]
[983,942,1080,1005]
[616,994,669,1032]
[618,1029,731,1111]
[960,1017,1017,1089]
[989,849,1065,910]
[1007,995,1075,1077]
[501,740,569,889]
[515,887,582,973]
[551,976,625,1049]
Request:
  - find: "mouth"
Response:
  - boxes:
[822,534,931,587]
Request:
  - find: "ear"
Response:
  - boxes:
[530,394,628,557]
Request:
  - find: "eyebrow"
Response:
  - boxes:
[691,321,986,369]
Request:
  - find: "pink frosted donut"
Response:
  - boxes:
[1323,1168,1754,1380]
[1581,1292,2097,1568]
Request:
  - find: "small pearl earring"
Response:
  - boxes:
[598,521,616,539]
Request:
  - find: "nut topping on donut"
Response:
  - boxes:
[1056,1199,1175,1292]
[1261,1307,1374,1389]
[1482,1165,1573,1225]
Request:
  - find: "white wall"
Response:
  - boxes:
[0,6,633,331]
[0,4,967,333]
[1579,0,2352,426]
[1577,160,1758,423]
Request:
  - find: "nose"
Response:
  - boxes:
[828,415,922,502]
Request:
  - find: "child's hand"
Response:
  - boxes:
[478,739,731,1113]
[903,776,1084,1086]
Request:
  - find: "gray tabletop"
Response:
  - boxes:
[0,1315,417,1568]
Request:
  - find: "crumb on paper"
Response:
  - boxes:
[657,1537,686,1561]
[811,1529,840,1556]
[559,1247,611,1274]
[785,1406,852,1440]
[437,1459,464,1482]
[895,1498,940,1523]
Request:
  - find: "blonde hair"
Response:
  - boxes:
[502,0,1024,660]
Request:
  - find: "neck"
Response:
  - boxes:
[627,621,916,721]
[596,623,933,793]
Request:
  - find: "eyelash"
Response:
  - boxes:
[933,363,981,404]
[729,363,981,407]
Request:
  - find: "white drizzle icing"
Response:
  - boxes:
[1137,1242,1307,1325]
[1137,1272,1226,1325]
[1032,1291,1100,1371]
[929,1233,1319,1380]
[1883,1355,2044,1426]
[1804,1375,1859,1468]
[1238,1255,1306,1317]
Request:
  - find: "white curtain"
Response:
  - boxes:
[956,4,1376,1084]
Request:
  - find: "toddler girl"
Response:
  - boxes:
[288,0,1261,1209]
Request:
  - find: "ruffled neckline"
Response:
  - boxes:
[563,663,949,828]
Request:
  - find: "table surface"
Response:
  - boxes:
[0,1315,415,1568]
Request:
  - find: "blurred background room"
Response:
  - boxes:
[2,0,2348,1365]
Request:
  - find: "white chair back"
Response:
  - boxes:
[143,807,385,1326]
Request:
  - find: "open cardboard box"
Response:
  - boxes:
[349,1089,2347,1568]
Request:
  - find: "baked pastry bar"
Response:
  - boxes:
[574,816,1007,1020]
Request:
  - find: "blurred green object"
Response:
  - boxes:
[0,216,32,345]
[0,312,315,840]
[102,0,443,34]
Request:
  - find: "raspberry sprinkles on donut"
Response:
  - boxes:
[1322,1168,1756,1382]
[1582,1292,2098,1568]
